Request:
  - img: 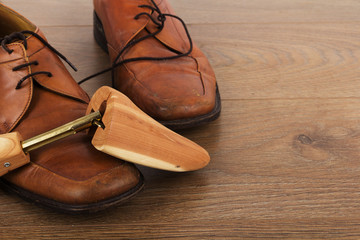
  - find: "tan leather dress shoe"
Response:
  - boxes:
[91,0,221,129]
[0,3,143,213]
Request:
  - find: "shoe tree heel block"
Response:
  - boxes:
[87,86,210,172]
[0,132,30,176]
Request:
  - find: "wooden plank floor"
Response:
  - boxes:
[1,0,360,239]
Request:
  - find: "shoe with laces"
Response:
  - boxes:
[86,0,221,130]
[0,3,144,213]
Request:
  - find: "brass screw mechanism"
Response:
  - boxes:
[22,111,104,153]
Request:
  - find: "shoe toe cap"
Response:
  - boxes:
[3,133,142,208]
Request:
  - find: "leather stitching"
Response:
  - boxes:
[7,43,33,133]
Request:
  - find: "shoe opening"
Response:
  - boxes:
[0,4,36,38]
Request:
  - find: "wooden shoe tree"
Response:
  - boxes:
[87,86,210,172]
[0,87,210,176]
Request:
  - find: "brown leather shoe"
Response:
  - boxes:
[0,3,143,213]
[91,0,221,129]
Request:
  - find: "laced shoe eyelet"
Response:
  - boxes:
[2,31,76,90]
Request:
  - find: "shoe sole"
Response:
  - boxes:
[93,11,221,130]
[0,172,144,214]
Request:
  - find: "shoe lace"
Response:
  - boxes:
[78,0,193,86]
[0,30,77,89]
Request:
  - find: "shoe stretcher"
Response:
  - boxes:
[0,87,210,176]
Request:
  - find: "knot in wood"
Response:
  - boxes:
[298,134,313,145]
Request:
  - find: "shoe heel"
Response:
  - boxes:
[93,11,109,53]
[86,86,211,172]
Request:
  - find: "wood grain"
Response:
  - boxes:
[1,0,360,239]
[3,0,360,25]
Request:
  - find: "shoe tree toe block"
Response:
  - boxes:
[87,86,210,172]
